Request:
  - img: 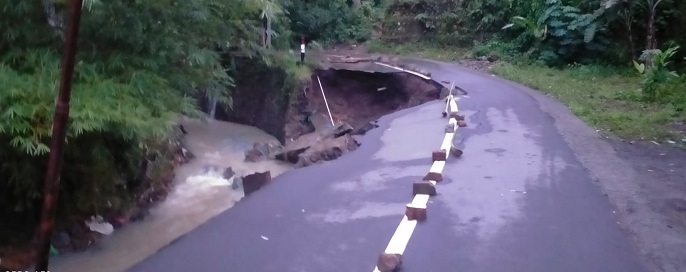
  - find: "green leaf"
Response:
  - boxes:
[633,60,645,74]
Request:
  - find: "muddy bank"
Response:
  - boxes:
[0,127,191,271]
[211,58,442,142]
[202,58,293,143]
[49,119,291,272]
[288,69,442,137]
[275,68,443,167]
[212,57,444,168]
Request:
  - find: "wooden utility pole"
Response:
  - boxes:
[34,0,83,270]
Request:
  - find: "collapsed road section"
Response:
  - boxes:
[243,67,447,170]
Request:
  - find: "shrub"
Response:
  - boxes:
[634,45,685,104]
[284,0,376,44]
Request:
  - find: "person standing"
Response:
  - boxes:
[300,36,306,65]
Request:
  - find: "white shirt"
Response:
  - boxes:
[300,44,305,53]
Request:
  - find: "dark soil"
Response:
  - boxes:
[210,57,291,143]
[284,69,442,140]
[278,67,443,168]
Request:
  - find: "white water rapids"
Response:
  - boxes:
[50,118,292,272]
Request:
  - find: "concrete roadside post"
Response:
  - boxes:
[406,194,429,221]
[300,36,305,65]
[375,81,466,272]
[432,150,447,161]
[413,180,437,196]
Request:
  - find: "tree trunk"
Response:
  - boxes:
[266,16,272,48]
[623,12,636,59]
[646,10,657,50]
[261,16,268,48]
[642,0,662,70]
[628,29,636,59]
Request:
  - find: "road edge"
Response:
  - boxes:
[486,69,678,272]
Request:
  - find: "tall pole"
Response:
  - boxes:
[316,76,335,127]
[34,0,83,270]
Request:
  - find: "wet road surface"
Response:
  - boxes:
[129,60,649,272]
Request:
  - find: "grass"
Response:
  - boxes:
[267,50,315,82]
[367,40,470,61]
[493,62,684,140]
[366,40,686,141]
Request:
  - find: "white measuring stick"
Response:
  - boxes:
[316,75,335,127]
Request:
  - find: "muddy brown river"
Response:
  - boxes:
[50,118,292,272]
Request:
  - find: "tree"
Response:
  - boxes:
[0,0,292,248]
[644,0,663,50]
[604,0,666,51]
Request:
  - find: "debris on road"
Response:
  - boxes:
[86,215,114,235]
[242,171,272,197]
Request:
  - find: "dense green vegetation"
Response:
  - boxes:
[0,0,311,251]
[493,63,683,139]
[284,0,383,43]
[369,0,685,141]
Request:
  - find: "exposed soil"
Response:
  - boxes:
[211,57,291,143]
[285,68,442,140]
[278,68,442,167]
[317,69,440,129]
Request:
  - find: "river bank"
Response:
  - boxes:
[49,118,292,272]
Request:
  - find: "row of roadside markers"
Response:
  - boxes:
[374,82,466,272]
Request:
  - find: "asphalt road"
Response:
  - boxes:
[130,60,650,272]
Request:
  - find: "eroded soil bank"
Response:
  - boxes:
[203,54,444,169]
[272,68,443,167]
[287,69,442,138]
[47,119,291,272]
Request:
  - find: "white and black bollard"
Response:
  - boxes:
[300,36,305,65]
